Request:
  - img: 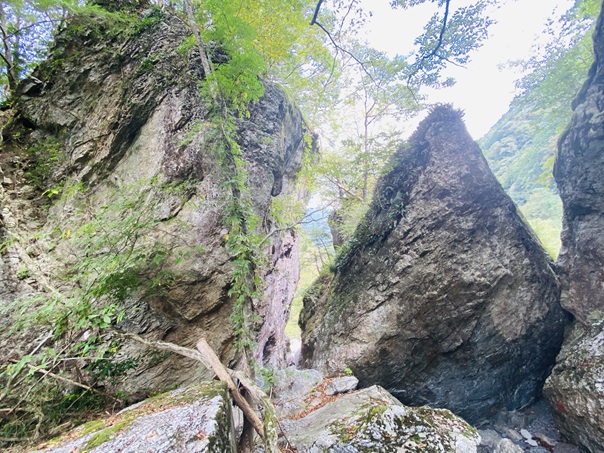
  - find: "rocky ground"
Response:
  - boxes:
[477,399,580,453]
[288,338,580,453]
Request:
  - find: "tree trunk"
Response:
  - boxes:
[183,0,213,82]
[0,4,17,93]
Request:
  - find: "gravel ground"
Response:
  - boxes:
[476,399,580,453]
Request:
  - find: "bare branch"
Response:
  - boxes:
[7,19,61,38]
[6,360,123,407]
[257,201,337,248]
[428,0,452,62]
[314,21,376,84]
[310,0,325,26]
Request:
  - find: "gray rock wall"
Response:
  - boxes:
[545,3,604,451]
[0,10,308,393]
[554,1,604,324]
[301,106,567,423]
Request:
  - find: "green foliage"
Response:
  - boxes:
[0,177,199,443]
[16,265,30,279]
[134,53,159,76]
[268,194,306,231]
[24,136,66,189]
[0,383,111,443]
[85,356,138,386]
[312,44,416,245]
[392,0,495,87]
[129,6,162,36]
[480,0,600,258]
[91,0,149,13]
[259,366,275,392]
[0,0,147,98]
[176,34,195,55]
[187,0,327,116]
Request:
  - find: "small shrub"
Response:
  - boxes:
[24,137,66,189]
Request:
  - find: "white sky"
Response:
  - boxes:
[361,0,575,139]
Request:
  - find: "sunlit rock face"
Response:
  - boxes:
[0,10,308,393]
[301,105,567,423]
[545,6,604,452]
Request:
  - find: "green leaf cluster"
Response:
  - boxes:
[0,177,199,442]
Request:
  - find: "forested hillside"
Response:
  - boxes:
[480,0,600,257]
[481,98,565,256]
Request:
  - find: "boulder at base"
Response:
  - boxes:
[301,105,567,422]
[279,384,481,452]
[30,381,236,453]
[544,324,604,453]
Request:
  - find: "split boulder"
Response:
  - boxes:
[301,105,567,422]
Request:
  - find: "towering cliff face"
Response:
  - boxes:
[544,4,604,451]
[0,9,308,394]
[301,106,567,423]
[553,8,604,326]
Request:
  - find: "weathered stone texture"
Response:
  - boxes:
[545,6,604,452]
[301,105,567,422]
[544,324,604,453]
[554,3,604,324]
[0,10,307,393]
[30,382,236,453]
[279,384,481,452]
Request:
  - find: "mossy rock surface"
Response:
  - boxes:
[30,381,236,453]
[279,384,480,452]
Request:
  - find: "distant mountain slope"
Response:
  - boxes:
[480,98,564,257]
[479,2,599,257]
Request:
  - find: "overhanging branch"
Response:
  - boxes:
[407,0,452,85]
[310,0,325,25]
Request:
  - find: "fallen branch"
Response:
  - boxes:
[0,437,26,443]
[119,332,279,451]
[119,332,213,370]
[195,339,267,442]
[6,360,123,412]
[232,370,279,453]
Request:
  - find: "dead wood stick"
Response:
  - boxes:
[119,332,275,446]
[0,437,26,442]
[7,360,122,405]
[232,371,279,453]
[119,332,214,371]
[196,339,266,441]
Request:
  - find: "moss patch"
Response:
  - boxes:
[38,382,229,451]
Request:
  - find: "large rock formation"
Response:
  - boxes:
[544,4,604,451]
[553,3,604,324]
[300,105,567,422]
[544,325,604,453]
[0,8,308,397]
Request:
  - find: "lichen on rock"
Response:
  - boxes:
[29,382,236,453]
[279,384,480,452]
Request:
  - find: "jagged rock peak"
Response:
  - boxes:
[301,104,567,423]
